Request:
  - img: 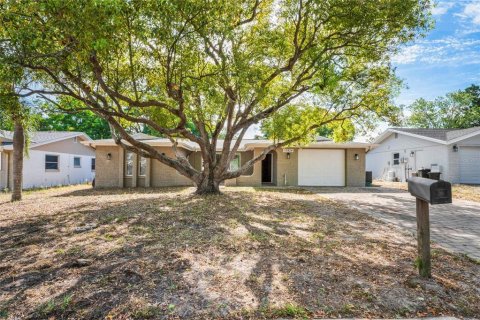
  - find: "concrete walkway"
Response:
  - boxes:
[308,187,480,260]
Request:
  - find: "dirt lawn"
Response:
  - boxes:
[0,185,479,319]
[374,180,480,202]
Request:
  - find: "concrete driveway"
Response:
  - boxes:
[308,187,480,260]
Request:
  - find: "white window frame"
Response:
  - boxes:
[138,156,147,177]
[392,152,400,166]
[125,152,134,177]
[229,153,241,172]
[73,156,81,168]
[45,154,60,171]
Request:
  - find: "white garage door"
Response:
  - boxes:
[298,149,345,186]
[459,147,480,184]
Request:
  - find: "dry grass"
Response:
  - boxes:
[374,180,480,202]
[0,185,478,319]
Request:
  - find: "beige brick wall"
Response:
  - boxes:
[189,151,203,171]
[276,148,298,186]
[235,148,263,186]
[150,147,194,187]
[95,146,122,188]
[346,148,366,187]
[95,145,366,188]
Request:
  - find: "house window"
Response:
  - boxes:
[229,154,240,171]
[91,158,96,171]
[125,152,134,176]
[45,155,59,170]
[74,157,81,168]
[393,153,400,166]
[139,157,147,176]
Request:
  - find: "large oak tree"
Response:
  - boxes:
[0,0,431,194]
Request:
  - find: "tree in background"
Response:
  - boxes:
[0,0,431,194]
[316,120,356,142]
[38,98,111,139]
[406,84,480,129]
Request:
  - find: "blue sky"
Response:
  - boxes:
[393,0,480,106]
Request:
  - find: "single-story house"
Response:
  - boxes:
[82,134,372,188]
[0,131,96,190]
[366,127,480,184]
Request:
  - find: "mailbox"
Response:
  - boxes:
[408,177,452,205]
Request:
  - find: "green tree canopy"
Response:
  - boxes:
[0,0,431,193]
[38,110,111,139]
[38,98,111,139]
[405,84,480,129]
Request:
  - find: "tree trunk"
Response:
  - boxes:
[11,118,24,202]
[195,170,221,195]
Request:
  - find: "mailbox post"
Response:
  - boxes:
[408,177,452,278]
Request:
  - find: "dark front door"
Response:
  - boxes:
[262,153,272,183]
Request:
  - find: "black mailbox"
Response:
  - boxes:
[408,177,452,205]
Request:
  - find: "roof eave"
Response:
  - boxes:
[375,128,447,145]
[29,132,93,150]
[83,139,197,151]
[447,130,480,144]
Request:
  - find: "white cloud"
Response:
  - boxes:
[431,1,454,15]
[391,45,422,64]
[392,37,480,66]
[458,2,480,25]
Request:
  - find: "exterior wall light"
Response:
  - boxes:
[410,151,415,157]
[286,152,291,159]
[107,153,112,160]
[453,145,458,152]
[354,153,359,160]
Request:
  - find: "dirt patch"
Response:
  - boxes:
[0,185,478,319]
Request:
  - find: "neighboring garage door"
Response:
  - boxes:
[459,147,480,184]
[298,149,345,186]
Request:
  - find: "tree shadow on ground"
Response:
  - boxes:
[0,188,479,319]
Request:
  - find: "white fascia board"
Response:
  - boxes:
[375,129,447,145]
[447,130,480,144]
[372,130,393,144]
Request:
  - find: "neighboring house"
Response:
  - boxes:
[0,131,96,190]
[366,127,480,184]
[82,134,372,188]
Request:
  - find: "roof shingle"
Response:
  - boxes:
[391,127,480,142]
[0,131,90,145]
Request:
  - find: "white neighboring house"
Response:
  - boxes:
[366,127,480,184]
[0,131,96,190]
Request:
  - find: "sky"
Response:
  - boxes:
[393,0,480,106]
[245,1,480,140]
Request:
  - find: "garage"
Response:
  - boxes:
[459,146,480,184]
[298,149,345,186]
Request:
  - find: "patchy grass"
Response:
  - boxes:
[374,180,480,202]
[0,185,479,319]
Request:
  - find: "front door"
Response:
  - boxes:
[261,153,272,183]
